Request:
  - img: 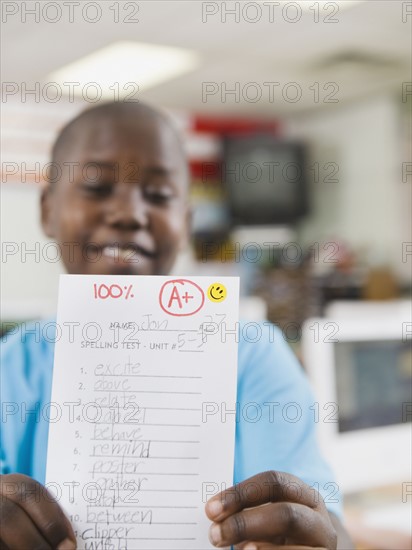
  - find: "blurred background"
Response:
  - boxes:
[1,1,411,547]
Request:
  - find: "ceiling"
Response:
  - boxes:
[2,0,411,115]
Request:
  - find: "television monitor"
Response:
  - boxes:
[302,313,412,494]
[223,135,308,225]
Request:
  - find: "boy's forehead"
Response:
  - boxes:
[62,112,184,166]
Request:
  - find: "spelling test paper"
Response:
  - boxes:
[46,274,239,550]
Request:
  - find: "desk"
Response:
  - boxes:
[343,484,412,550]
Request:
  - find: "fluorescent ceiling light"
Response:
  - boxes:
[47,41,200,99]
[260,1,365,11]
[303,0,364,10]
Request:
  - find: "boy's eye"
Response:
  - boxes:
[144,187,175,204]
[81,182,113,197]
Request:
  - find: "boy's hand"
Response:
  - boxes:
[205,471,337,550]
[0,474,77,549]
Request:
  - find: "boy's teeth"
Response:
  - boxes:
[102,246,136,260]
[102,246,117,258]
[119,248,134,259]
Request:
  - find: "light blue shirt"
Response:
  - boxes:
[0,319,342,518]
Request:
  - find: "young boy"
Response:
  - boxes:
[0,102,353,549]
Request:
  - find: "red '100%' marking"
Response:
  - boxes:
[93,284,134,300]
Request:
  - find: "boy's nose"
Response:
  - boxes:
[105,187,149,229]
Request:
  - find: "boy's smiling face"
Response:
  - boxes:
[41,107,190,276]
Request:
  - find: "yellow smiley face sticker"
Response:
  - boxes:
[207,283,227,302]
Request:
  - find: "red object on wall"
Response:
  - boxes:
[193,115,280,136]
[189,160,221,180]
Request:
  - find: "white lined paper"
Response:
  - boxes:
[46,275,239,550]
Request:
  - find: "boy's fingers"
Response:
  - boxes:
[0,497,52,550]
[208,502,334,548]
[206,471,323,521]
[0,474,76,548]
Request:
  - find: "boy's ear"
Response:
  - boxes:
[40,186,55,238]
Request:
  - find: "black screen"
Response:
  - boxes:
[223,135,309,225]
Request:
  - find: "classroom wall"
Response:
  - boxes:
[1,101,81,318]
[287,94,411,283]
[1,183,62,318]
